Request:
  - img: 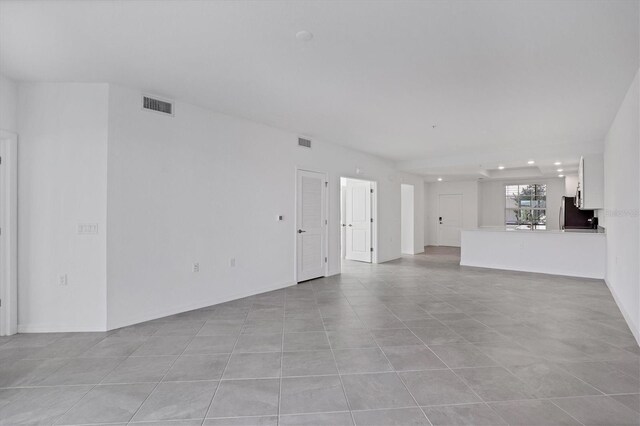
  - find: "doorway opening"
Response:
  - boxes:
[401,183,415,254]
[0,131,18,336]
[340,177,377,264]
[438,193,463,247]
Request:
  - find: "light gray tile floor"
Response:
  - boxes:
[1,250,639,425]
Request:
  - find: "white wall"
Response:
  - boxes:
[603,70,639,343]
[424,180,479,246]
[0,75,18,133]
[106,84,425,329]
[564,174,579,197]
[401,184,415,254]
[424,184,430,245]
[479,177,565,230]
[17,83,108,332]
[400,174,425,254]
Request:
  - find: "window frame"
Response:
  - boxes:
[504,183,547,230]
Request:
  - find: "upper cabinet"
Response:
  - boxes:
[576,154,604,210]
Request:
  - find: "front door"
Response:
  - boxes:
[438,194,463,247]
[296,170,327,282]
[345,179,372,262]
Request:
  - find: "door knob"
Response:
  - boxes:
[298,229,306,233]
[348,224,352,227]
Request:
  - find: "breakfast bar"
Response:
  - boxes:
[460,227,606,279]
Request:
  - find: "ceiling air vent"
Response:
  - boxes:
[298,137,312,148]
[142,95,174,116]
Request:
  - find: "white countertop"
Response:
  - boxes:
[465,227,605,235]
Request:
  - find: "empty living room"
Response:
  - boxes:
[0,1,639,425]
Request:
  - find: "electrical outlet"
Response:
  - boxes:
[229,258,236,267]
[193,262,200,273]
[59,274,68,286]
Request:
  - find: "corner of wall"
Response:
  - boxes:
[0,74,19,133]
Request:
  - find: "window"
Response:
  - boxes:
[505,184,547,230]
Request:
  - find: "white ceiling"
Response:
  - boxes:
[1,0,638,178]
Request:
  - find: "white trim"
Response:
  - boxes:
[294,168,329,282]
[376,254,402,264]
[604,278,640,346]
[0,130,18,336]
[338,176,379,264]
[18,280,297,333]
[107,281,296,331]
[18,323,108,334]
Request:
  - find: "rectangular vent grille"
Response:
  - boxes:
[298,137,312,148]
[142,95,173,115]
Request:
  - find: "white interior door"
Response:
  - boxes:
[438,194,463,247]
[345,179,372,262]
[296,170,327,282]
[340,187,346,259]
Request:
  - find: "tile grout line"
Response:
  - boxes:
[320,293,358,426]
[402,300,607,425]
[349,277,541,424]
[200,304,251,425]
[49,343,141,425]
[277,293,286,425]
[3,262,638,425]
[346,277,434,426]
[122,314,208,425]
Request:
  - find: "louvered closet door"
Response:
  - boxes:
[296,170,326,282]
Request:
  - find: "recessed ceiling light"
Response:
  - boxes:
[437,177,443,182]
[557,168,563,172]
[295,30,314,42]
[527,160,535,165]
[558,174,564,178]
[554,161,562,166]
[498,165,505,170]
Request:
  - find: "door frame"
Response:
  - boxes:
[0,130,18,336]
[339,176,378,264]
[437,193,463,247]
[294,167,329,283]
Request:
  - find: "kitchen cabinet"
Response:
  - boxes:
[576,154,604,210]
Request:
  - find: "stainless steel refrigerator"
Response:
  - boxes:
[560,196,596,230]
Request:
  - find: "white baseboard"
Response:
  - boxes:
[18,323,107,333]
[460,261,605,280]
[106,280,296,331]
[604,278,640,346]
[377,255,401,264]
[17,281,297,334]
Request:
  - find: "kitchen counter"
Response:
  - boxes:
[460,228,605,279]
[465,226,604,234]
